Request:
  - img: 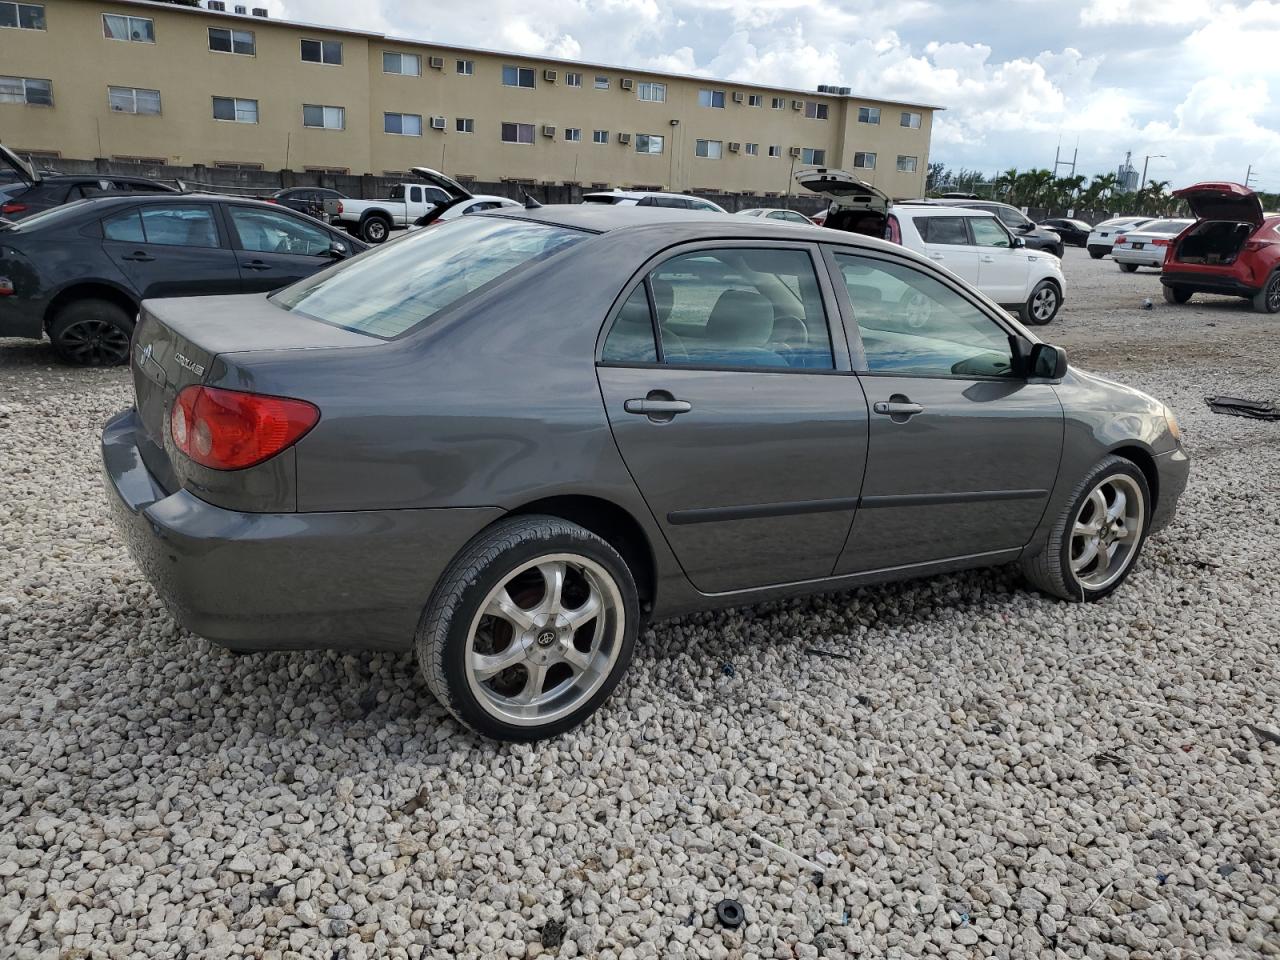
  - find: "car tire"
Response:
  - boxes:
[1251,270,1280,313]
[1021,454,1151,602]
[1163,285,1193,305]
[416,515,640,741]
[360,216,391,244]
[1118,262,1139,273]
[48,298,135,367]
[1021,279,1061,325]
[1088,247,1106,260]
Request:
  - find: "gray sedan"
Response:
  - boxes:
[103,206,1190,740]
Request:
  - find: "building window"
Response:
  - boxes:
[804,102,829,120]
[853,151,876,169]
[767,145,781,158]
[771,97,785,109]
[695,139,722,159]
[502,65,535,88]
[102,14,152,42]
[208,27,254,56]
[304,166,348,175]
[858,106,880,124]
[565,72,582,87]
[303,104,345,130]
[594,76,609,90]
[0,2,43,30]
[384,112,422,136]
[456,117,474,133]
[110,155,164,165]
[456,59,474,75]
[213,161,264,170]
[501,122,535,144]
[901,111,922,129]
[745,142,759,156]
[383,52,421,76]
[109,85,161,115]
[637,82,666,102]
[301,39,342,65]
[897,155,917,173]
[592,129,609,144]
[564,127,582,142]
[698,89,725,108]
[212,96,258,123]
[801,147,826,165]
[748,94,763,107]
[635,134,664,154]
[0,75,52,106]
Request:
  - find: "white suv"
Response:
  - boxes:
[886,204,1066,325]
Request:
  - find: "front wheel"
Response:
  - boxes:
[417,516,639,741]
[1021,280,1061,326]
[1251,271,1280,313]
[1163,285,1193,305]
[49,298,135,366]
[360,217,391,244]
[1021,455,1150,601]
[1118,262,1139,273]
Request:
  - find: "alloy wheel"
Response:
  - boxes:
[464,553,625,727]
[1032,286,1057,322]
[1069,474,1145,591]
[57,318,131,366]
[1268,275,1280,312]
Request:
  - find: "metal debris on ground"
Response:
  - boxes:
[540,918,566,948]
[1142,298,1153,309]
[805,646,855,660]
[715,899,745,929]
[1204,396,1280,420]
[751,832,828,876]
[721,662,735,677]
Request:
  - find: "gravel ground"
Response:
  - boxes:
[1,249,1278,960]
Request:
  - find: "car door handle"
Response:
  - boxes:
[241,260,272,271]
[980,255,996,262]
[873,400,924,417]
[121,251,155,262]
[624,398,692,416]
[927,253,945,260]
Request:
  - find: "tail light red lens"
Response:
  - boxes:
[1244,239,1273,252]
[1,202,27,216]
[335,201,344,215]
[0,278,13,296]
[1153,238,1170,246]
[170,386,319,471]
[885,214,902,244]
[1114,235,1128,244]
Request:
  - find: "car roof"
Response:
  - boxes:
[22,192,320,218]
[892,204,997,219]
[585,190,708,201]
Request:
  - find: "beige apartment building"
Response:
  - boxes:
[1,0,941,197]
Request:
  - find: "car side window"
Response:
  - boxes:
[601,285,658,363]
[647,248,834,369]
[103,204,220,248]
[835,253,1015,379]
[918,217,969,245]
[995,207,1031,230]
[968,217,1011,248]
[229,207,332,255]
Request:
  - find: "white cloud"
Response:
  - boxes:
[1079,0,1213,26]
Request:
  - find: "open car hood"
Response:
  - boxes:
[410,167,472,201]
[1174,182,1263,226]
[0,143,40,186]
[794,168,891,211]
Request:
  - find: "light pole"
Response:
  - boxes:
[1140,154,1165,190]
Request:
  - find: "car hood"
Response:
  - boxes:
[409,167,472,201]
[1173,182,1262,226]
[0,143,40,186]
[794,168,891,212]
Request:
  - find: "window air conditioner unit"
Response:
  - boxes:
[430,116,446,130]
[792,99,803,110]
[544,69,557,82]
[234,4,246,13]
[251,7,267,15]
[788,146,802,157]
[817,84,829,93]
[618,132,631,144]
[207,0,226,9]
[732,91,744,103]
[428,56,444,69]
[620,78,634,90]
[728,141,740,152]
[542,125,556,137]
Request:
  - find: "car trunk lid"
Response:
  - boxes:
[793,168,891,211]
[0,143,40,187]
[1173,182,1263,226]
[409,167,473,201]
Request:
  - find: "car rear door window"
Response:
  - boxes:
[103,204,220,247]
[835,253,1015,378]
[229,207,331,255]
[918,217,969,244]
[967,217,1011,247]
[601,286,659,363]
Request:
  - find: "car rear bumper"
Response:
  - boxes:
[1112,248,1165,266]
[1160,271,1258,297]
[1150,445,1190,535]
[102,407,504,651]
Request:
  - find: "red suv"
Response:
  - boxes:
[1161,182,1279,312]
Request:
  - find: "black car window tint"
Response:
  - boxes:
[601,284,658,363]
[125,205,221,247]
[920,217,968,245]
[230,207,330,255]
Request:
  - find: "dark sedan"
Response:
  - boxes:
[265,186,346,220]
[1,144,176,220]
[0,193,364,364]
[103,206,1188,741]
[1040,218,1091,247]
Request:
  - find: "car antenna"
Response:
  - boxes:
[523,192,543,209]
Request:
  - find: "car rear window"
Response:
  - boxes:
[271,216,587,338]
[1140,219,1191,234]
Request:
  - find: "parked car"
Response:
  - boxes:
[794,168,891,238]
[0,193,364,364]
[1039,218,1092,247]
[582,189,727,213]
[884,204,1066,324]
[736,208,814,225]
[265,186,346,221]
[410,190,522,230]
[1112,218,1195,271]
[323,167,456,243]
[0,144,176,220]
[923,199,1066,258]
[102,205,1187,741]
[1161,182,1280,311]
[1085,217,1153,259]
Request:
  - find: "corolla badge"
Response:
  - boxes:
[140,343,153,365]
[174,352,205,377]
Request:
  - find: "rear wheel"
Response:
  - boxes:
[1251,270,1280,313]
[360,216,391,244]
[1163,285,1193,305]
[417,515,639,741]
[1021,280,1061,326]
[1118,262,1139,273]
[49,299,134,366]
[1088,247,1107,260]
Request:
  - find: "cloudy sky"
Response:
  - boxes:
[277,0,1280,190]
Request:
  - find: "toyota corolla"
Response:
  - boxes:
[103,206,1189,740]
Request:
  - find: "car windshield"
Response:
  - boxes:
[271,216,588,338]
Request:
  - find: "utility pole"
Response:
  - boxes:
[1141,154,1165,190]
[1052,139,1077,178]
[1245,164,1258,189]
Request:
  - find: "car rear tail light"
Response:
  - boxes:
[1244,239,1273,252]
[0,278,13,296]
[1153,238,1170,246]
[1,202,26,216]
[170,386,319,471]
[1114,235,1128,244]
[885,214,902,244]
[335,201,343,215]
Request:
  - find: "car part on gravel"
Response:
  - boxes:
[1204,396,1280,421]
[715,899,745,929]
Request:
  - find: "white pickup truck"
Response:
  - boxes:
[324,167,462,244]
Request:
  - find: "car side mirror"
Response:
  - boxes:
[327,240,348,259]
[1029,342,1067,379]
[1011,236,1026,248]
[1018,223,1034,232]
